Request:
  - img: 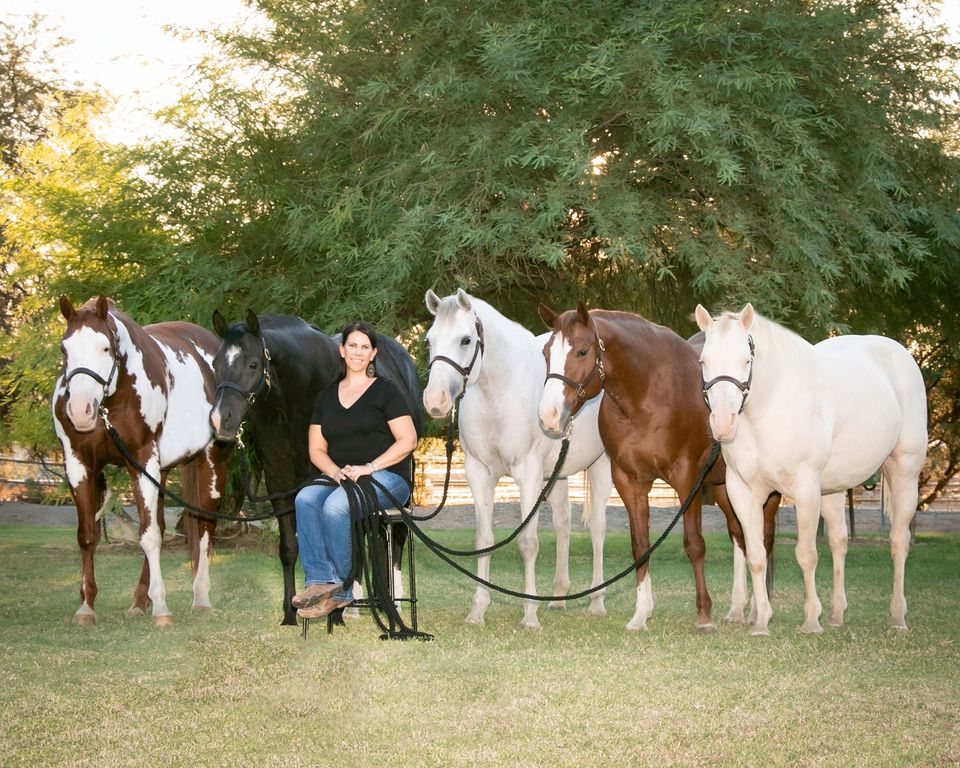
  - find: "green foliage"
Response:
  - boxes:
[1,0,959,476]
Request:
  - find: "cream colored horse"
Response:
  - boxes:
[696,303,927,634]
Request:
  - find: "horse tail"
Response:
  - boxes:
[581,470,592,527]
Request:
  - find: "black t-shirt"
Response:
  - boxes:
[311,377,413,486]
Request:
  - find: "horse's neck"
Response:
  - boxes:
[471,304,540,398]
[113,312,162,379]
[595,314,669,399]
[748,319,816,407]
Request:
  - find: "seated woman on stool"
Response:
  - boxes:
[292,320,417,620]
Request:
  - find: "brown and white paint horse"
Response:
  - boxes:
[53,295,231,625]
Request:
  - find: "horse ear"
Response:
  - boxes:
[95,295,109,319]
[59,295,75,321]
[537,303,558,329]
[212,309,228,338]
[245,309,260,336]
[694,304,713,332]
[455,288,472,311]
[740,303,755,331]
[424,289,441,316]
[576,300,590,326]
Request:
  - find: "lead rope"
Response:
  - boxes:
[372,440,722,603]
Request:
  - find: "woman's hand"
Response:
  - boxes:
[339,464,374,483]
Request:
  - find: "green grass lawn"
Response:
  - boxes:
[1,524,958,767]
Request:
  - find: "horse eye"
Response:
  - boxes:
[460,336,471,346]
[576,348,588,358]
[102,346,110,354]
[249,360,259,370]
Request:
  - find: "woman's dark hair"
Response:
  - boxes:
[338,320,378,379]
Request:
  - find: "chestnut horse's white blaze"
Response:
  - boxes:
[423,289,613,628]
[53,295,229,626]
[696,303,927,634]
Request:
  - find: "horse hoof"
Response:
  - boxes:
[827,617,844,628]
[696,623,717,635]
[625,620,649,632]
[724,611,747,625]
[191,603,213,613]
[464,609,486,626]
[889,621,908,631]
[125,606,146,618]
[548,600,567,610]
[799,622,823,634]
[153,614,174,627]
[73,612,96,626]
[585,605,607,618]
[520,618,542,630]
[749,626,770,637]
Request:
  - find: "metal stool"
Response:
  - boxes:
[301,508,418,639]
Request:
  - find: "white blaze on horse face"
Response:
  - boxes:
[225,344,242,368]
[61,326,116,432]
[538,332,571,435]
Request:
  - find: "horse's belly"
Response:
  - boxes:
[158,362,216,467]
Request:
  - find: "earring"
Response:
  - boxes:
[366,362,376,377]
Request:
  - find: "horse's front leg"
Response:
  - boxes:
[724,472,773,635]
[69,472,107,624]
[463,454,497,626]
[547,478,571,609]
[713,482,749,624]
[584,454,612,618]
[612,463,654,631]
[128,450,172,625]
[275,501,299,625]
[819,492,848,627]
[516,459,547,629]
[188,444,228,613]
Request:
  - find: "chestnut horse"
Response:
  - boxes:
[537,302,779,632]
[53,295,231,625]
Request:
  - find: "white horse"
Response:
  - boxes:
[423,289,614,628]
[696,303,928,635]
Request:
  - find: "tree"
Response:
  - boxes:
[2,0,959,472]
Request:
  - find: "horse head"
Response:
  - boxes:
[695,303,756,442]
[422,288,485,418]
[58,294,119,433]
[537,300,604,437]
[209,308,271,440]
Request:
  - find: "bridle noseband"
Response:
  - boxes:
[701,334,754,414]
[427,316,485,394]
[63,320,120,402]
[544,322,606,404]
[216,342,273,406]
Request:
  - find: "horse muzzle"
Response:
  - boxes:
[65,396,100,433]
[422,384,456,419]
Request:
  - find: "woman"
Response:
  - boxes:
[292,320,418,620]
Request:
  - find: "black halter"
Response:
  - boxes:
[216,341,273,405]
[64,320,120,400]
[427,316,485,393]
[701,334,755,414]
[544,321,606,404]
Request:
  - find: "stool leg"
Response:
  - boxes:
[407,523,418,633]
[301,617,308,640]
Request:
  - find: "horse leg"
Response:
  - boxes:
[70,472,106,624]
[547,479,571,609]
[793,482,824,634]
[713,483,749,624]
[276,500,299,625]
[584,455,612,617]
[128,450,172,625]
[884,458,922,630]
[129,468,169,618]
[516,459,545,629]
[613,464,654,631]
[188,445,226,612]
[464,454,497,625]
[678,482,714,633]
[820,492,848,627]
[724,474,773,635]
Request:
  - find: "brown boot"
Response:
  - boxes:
[297,596,354,619]
[292,582,343,609]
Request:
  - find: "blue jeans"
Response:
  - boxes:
[295,471,410,602]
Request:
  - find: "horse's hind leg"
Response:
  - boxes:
[547,479,571,609]
[819,492,848,627]
[584,455,612,617]
[884,458,922,630]
[128,450,172,625]
[679,487,714,634]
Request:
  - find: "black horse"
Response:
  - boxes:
[209,310,424,626]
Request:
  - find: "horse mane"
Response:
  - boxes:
[716,309,812,368]
[436,292,535,342]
